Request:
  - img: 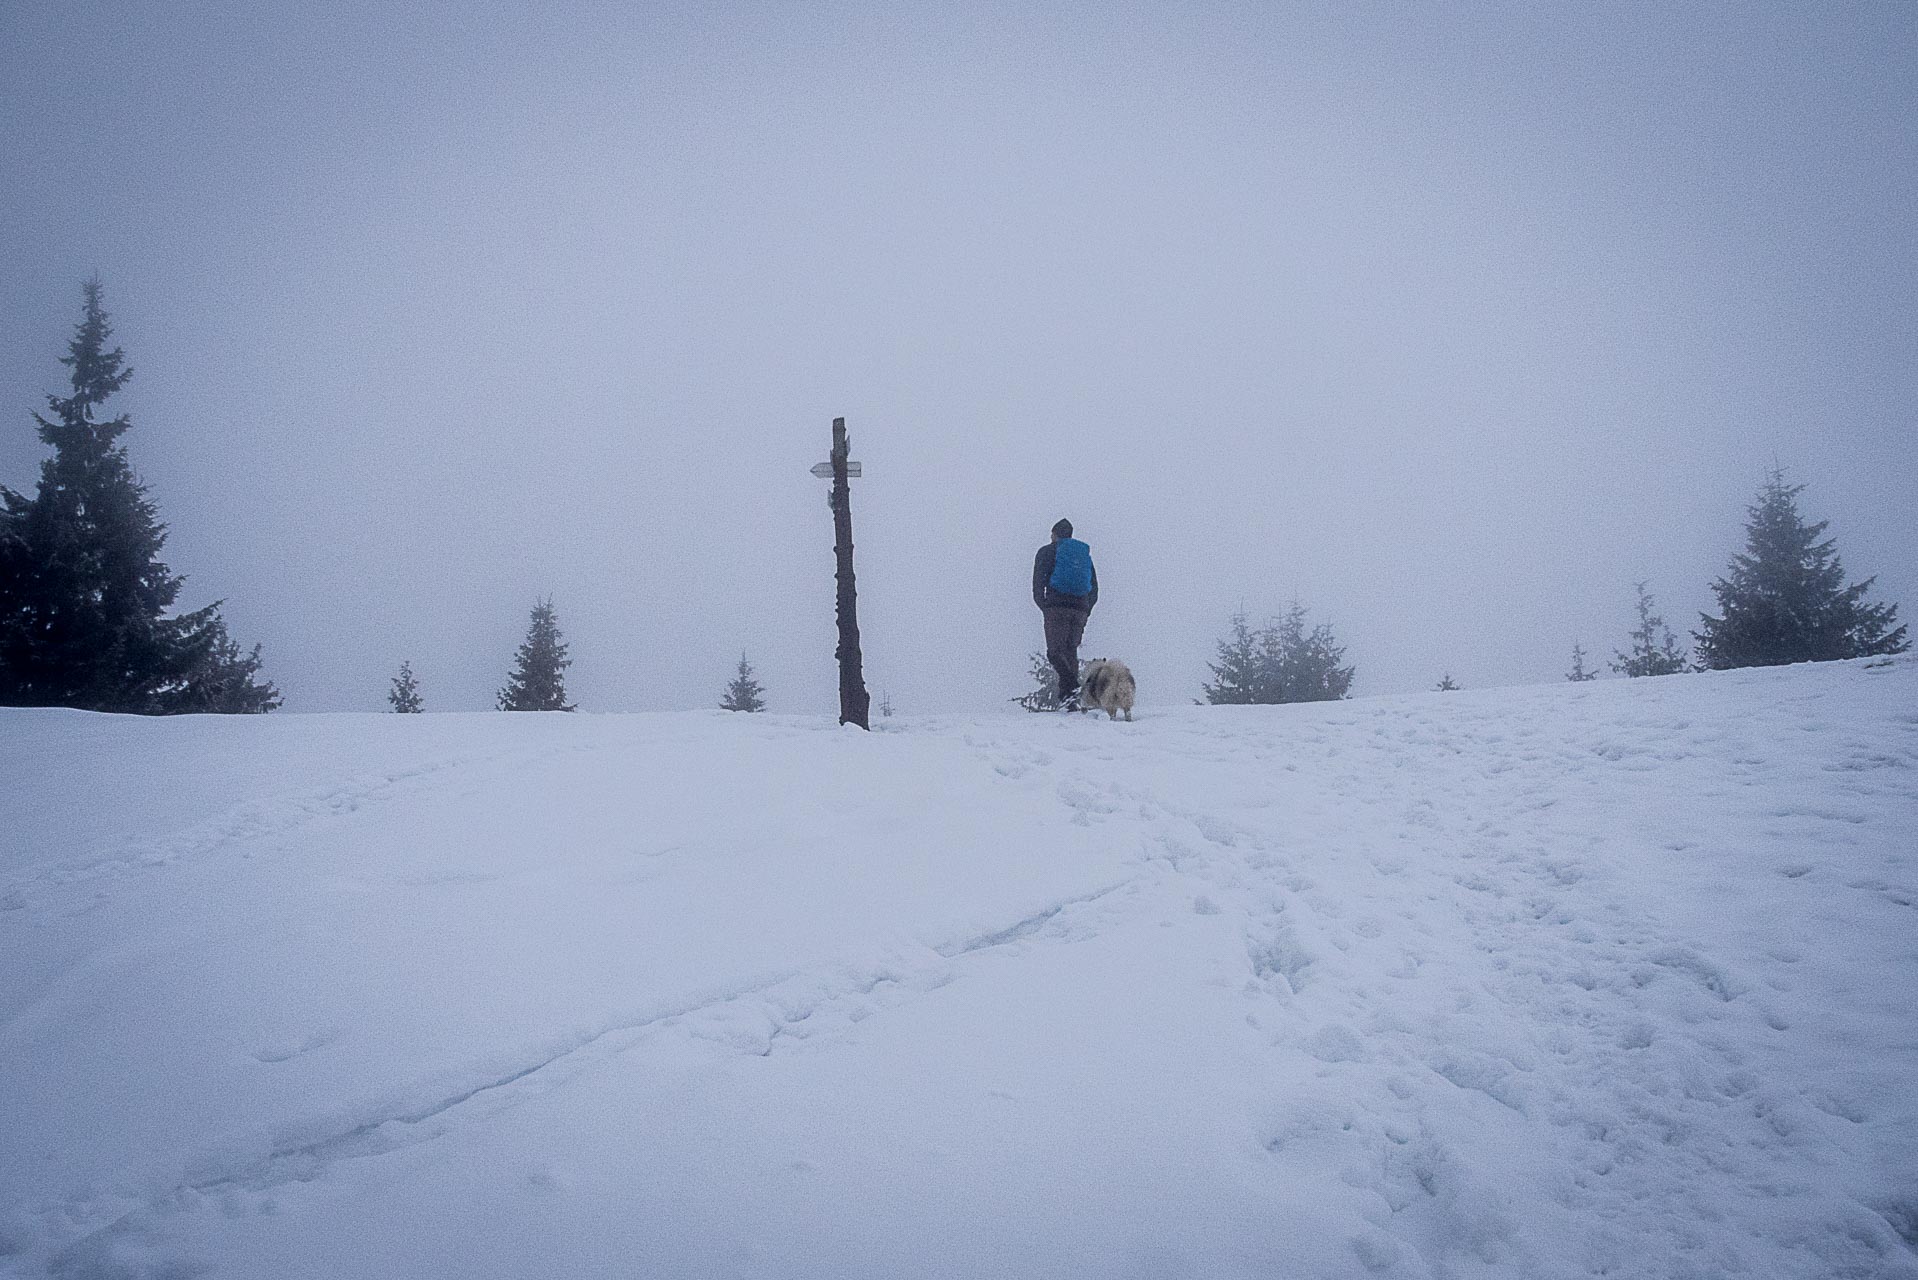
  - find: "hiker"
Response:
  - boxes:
[1033,518,1098,709]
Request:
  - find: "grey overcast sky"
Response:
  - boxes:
[3,0,1913,714]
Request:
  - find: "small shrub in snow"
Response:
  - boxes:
[389,661,424,713]
[1612,582,1691,678]
[720,653,766,712]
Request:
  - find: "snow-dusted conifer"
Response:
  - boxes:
[1694,471,1907,668]
[389,661,423,713]
[1436,673,1460,691]
[498,598,574,711]
[1567,642,1598,682]
[1202,611,1265,704]
[0,280,277,712]
[1612,582,1691,678]
[720,653,766,712]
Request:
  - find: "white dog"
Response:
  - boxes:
[1078,658,1136,721]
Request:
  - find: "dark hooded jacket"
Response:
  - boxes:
[1033,539,1098,613]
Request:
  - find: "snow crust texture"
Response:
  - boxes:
[3,657,1916,1278]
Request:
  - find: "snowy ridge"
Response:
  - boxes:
[3,659,1916,1278]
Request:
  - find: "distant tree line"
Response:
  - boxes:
[1164,468,1901,710]
[1020,461,1905,712]
[7,284,1902,719]
[443,460,1914,719]
[0,284,770,720]
[1561,472,1906,684]
[394,598,585,713]
[389,607,775,714]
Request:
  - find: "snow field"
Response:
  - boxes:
[2,656,1915,1278]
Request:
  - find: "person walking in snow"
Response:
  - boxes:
[1033,518,1098,709]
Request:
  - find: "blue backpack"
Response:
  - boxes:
[1049,538,1094,596]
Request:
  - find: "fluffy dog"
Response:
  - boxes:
[1078,658,1136,721]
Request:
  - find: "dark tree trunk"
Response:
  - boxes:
[830,417,870,729]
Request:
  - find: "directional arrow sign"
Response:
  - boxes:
[811,460,861,477]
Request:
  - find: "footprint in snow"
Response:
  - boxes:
[252,1028,340,1064]
[1307,1024,1367,1063]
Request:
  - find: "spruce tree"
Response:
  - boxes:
[1435,673,1460,691]
[497,598,574,711]
[0,280,276,712]
[1566,641,1598,682]
[389,660,424,713]
[1202,611,1265,704]
[1694,471,1907,668]
[169,617,281,713]
[1015,650,1067,711]
[1203,604,1354,705]
[1256,611,1296,702]
[720,652,766,712]
[1612,582,1691,677]
[1298,620,1356,701]
[1267,602,1356,703]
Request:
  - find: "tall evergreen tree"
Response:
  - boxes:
[389,660,423,713]
[1612,582,1691,678]
[498,598,574,711]
[1694,471,1907,668]
[0,280,276,712]
[720,652,766,712]
[1566,641,1598,682]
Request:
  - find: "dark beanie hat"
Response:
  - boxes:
[1052,518,1073,538]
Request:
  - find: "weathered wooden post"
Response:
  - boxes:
[812,417,870,729]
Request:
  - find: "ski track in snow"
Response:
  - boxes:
[22,870,1149,1277]
[4,661,1917,1278]
[0,737,601,909]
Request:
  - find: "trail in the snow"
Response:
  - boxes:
[40,879,1152,1275]
[947,684,1918,1276]
[5,660,1915,1279]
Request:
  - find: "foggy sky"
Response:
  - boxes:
[4,0,1914,715]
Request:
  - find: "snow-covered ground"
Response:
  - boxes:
[3,658,1916,1279]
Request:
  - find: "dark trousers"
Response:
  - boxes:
[1043,606,1089,696]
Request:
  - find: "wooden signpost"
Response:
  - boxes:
[816,417,870,729]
